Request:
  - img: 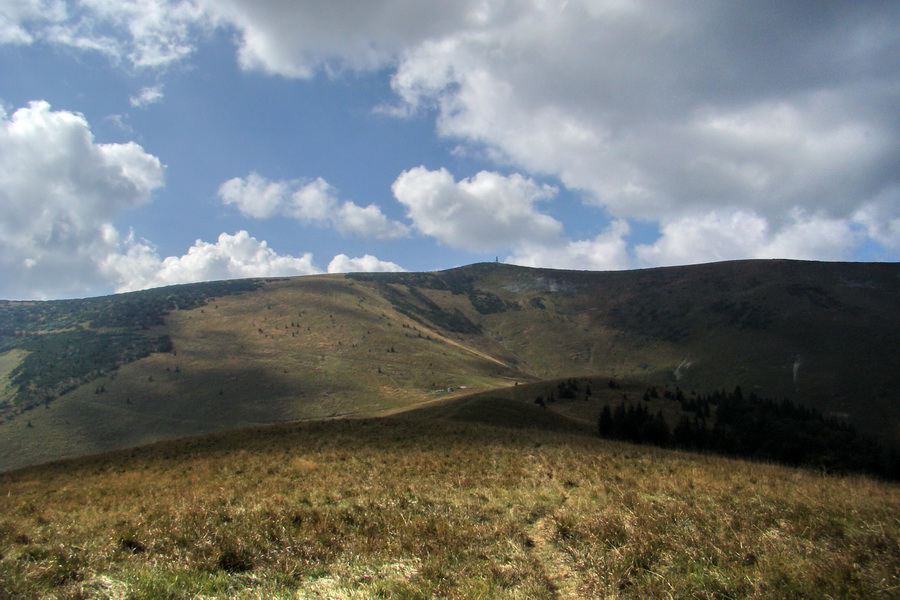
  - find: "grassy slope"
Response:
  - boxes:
[462,260,900,442]
[0,276,522,471]
[0,349,25,410]
[1,418,897,599]
[358,260,899,441]
[400,376,648,433]
[1,260,898,472]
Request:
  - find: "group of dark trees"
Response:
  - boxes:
[1,279,260,346]
[1,279,260,418]
[598,402,670,446]
[534,379,592,407]
[555,378,592,400]
[10,331,172,408]
[598,386,897,479]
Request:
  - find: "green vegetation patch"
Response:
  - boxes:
[369,282,482,334]
[0,349,26,382]
[0,279,261,340]
[0,279,262,418]
[6,330,171,414]
[347,269,517,332]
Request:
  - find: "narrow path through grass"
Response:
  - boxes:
[527,495,586,600]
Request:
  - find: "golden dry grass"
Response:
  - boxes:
[1,418,897,599]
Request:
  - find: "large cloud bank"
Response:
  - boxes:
[169,0,899,263]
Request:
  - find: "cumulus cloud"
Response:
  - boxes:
[391,166,632,270]
[392,167,560,252]
[219,172,409,240]
[326,253,404,274]
[199,0,486,77]
[218,171,292,219]
[0,100,164,299]
[109,232,406,292]
[109,230,320,292]
[508,220,632,272]
[635,211,863,267]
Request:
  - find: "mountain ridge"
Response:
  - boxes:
[1,258,898,472]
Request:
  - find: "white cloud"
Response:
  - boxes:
[0,0,64,44]
[129,84,164,107]
[286,177,338,222]
[202,0,899,263]
[0,102,404,298]
[0,100,164,299]
[218,171,292,219]
[199,0,487,77]
[4,1,898,265]
[391,166,633,271]
[635,211,863,267]
[109,230,320,292]
[854,194,900,252]
[327,253,404,274]
[109,232,406,292]
[219,172,409,240]
[332,201,408,239]
[392,166,561,252]
[764,214,864,261]
[1,0,209,67]
[508,220,632,272]
[387,4,900,223]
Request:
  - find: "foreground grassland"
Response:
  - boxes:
[1,419,898,599]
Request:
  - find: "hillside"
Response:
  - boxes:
[1,418,898,599]
[1,259,898,471]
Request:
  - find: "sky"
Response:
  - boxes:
[1,1,898,300]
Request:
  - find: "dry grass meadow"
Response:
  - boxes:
[2,417,898,599]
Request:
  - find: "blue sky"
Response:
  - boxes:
[1,1,898,299]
